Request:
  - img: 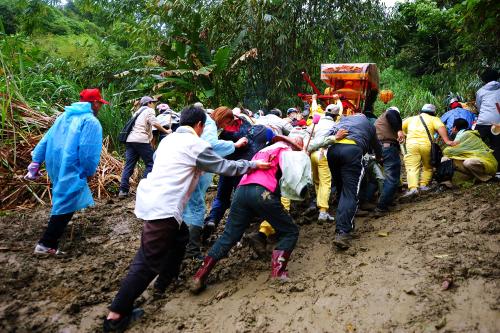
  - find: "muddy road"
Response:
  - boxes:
[0,183,499,332]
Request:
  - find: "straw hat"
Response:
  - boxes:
[491,124,500,136]
[271,135,304,151]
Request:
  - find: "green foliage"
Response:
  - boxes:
[391,0,454,75]
[375,66,477,119]
[202,0,392,108]
[449,0,500,67]
[0,0,19,34]
[1,0,497,153]
[0,30,145,149]
[376,67,441,117]
[390,0,499,75]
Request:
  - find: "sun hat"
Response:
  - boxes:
[271,135,304,151]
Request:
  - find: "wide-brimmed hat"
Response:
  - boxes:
[491,124,500,136]
[271,135,304,151]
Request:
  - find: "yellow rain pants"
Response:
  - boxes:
[259,197,290,237]
[310,150,331,210]
[404,143,432,189]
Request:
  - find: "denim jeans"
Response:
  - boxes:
[378,145,401,210]
[119,142,155,193]
[359,179,378,204]
[183,172,214,228]
[208,184,299,260]
[206,175,242,225]
[39,212,74,249]
[327,144,365,234]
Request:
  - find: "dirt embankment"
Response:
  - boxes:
[0,183,499,332]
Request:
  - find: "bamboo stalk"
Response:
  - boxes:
[25,185,45,205]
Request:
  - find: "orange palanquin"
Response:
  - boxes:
[298,63,379,115]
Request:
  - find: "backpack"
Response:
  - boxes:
[435,159,454,182]
[279,151,312,200]
[118,107,146,143]
[245,124,274,158]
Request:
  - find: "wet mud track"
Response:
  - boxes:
[0,183,499,332]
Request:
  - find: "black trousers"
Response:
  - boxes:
[327,144,365,234]
[476,124,500,171]
[39,212,74,249]
[109,218,189,315]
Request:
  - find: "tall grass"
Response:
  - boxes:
[0,33,139,153]
[96,84,134,150]
[375,66,479,119]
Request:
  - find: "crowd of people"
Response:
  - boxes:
[24,69,499,331]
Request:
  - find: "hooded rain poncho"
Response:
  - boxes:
[32,102,103,215]
[443,130,498,178]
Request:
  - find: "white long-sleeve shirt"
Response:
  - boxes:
[134,126,256,224]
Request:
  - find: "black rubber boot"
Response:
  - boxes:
[184,225,203,259]
[246,231,268,258]
[201,218,216,244]
[103,308,144,332]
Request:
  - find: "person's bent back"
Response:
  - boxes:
[443,118,497,183]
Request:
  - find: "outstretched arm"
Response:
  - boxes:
[195,146,270,176]
[308,129,349,153]
[437,126,457,146]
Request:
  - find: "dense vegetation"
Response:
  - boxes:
[1,0,499,149]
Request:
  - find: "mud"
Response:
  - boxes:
[0,183,499,332]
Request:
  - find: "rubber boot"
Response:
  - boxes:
[246,231,268,258]
[184,225,203,260]
[153,275,172,299]
[303,199,317,216]
[271,250,292,280]
[201,218,216,244]
[189,256,217,294]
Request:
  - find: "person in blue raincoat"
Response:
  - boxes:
[441,98,477,136]
[25,88,107,255]
[180,106,248,261]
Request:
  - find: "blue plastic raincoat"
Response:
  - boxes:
[441,107,477,135]
[32,102,103,215]
[183,116,235,227]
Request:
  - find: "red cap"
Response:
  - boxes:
[296,119,307,127]
[79,88,109,104]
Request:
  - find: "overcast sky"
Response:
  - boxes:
[382,0,403,7]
